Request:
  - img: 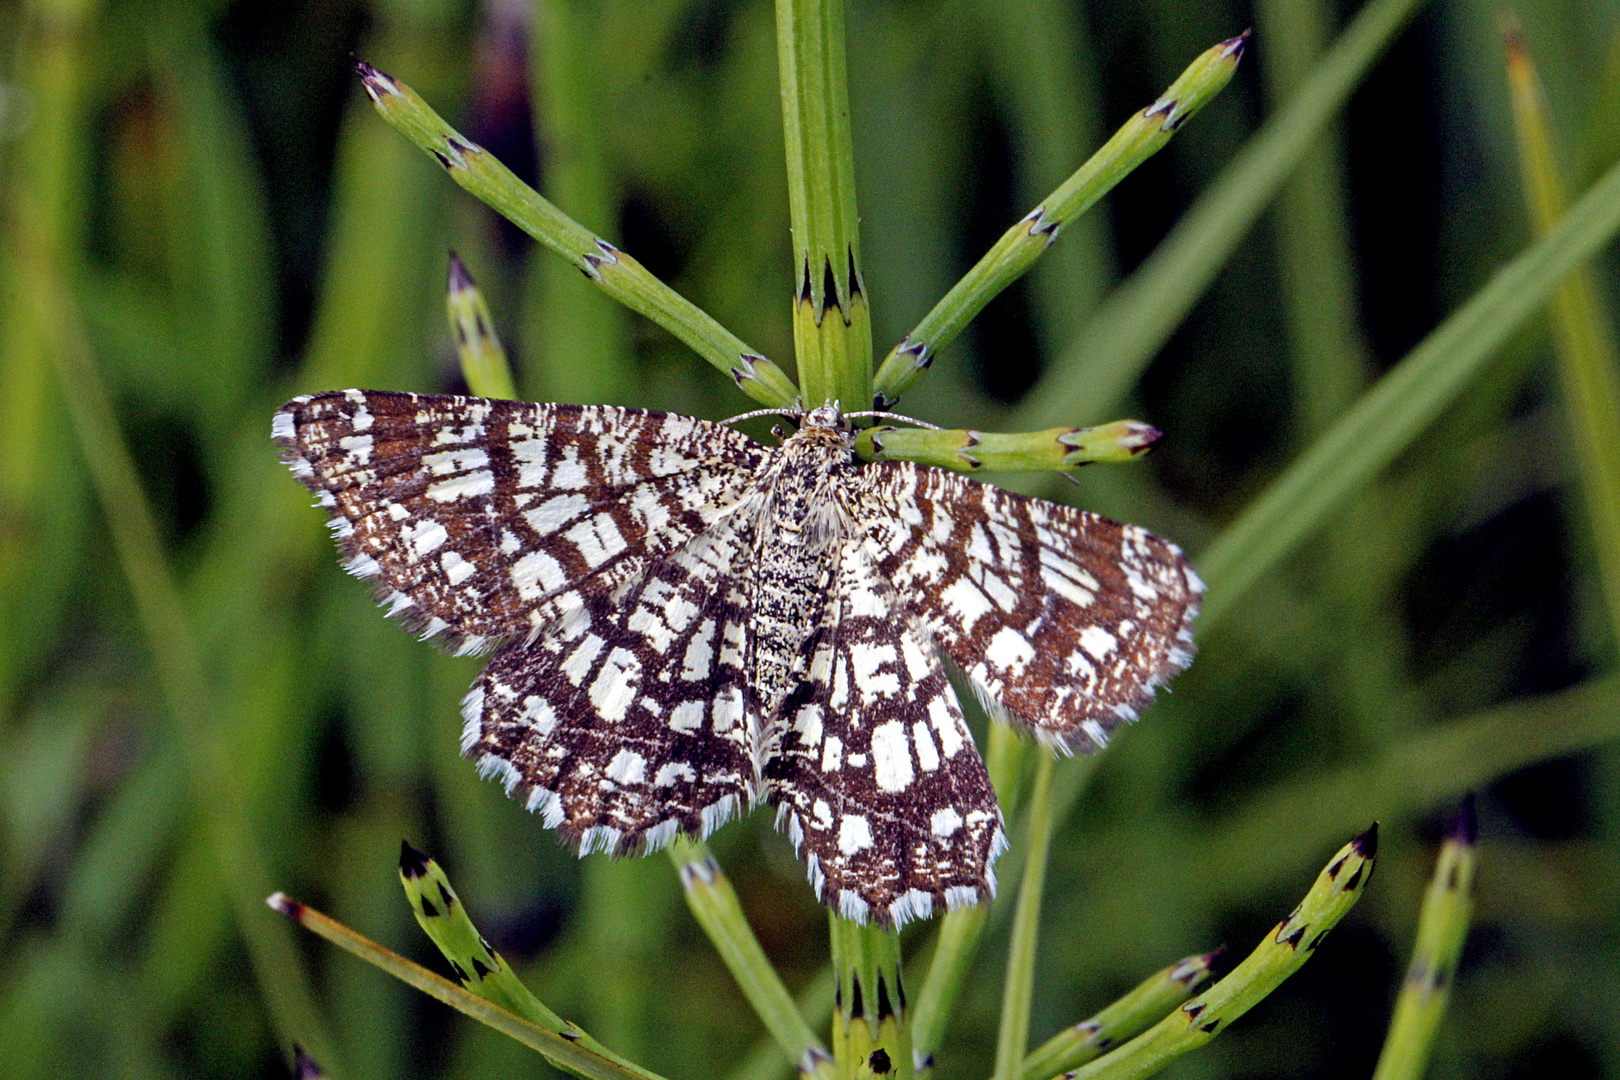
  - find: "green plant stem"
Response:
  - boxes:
[23,220,338,1071]
[992,751,1057,1080]
[355,61,798,408]
[776,0,871,411]
[266,893,667,1080]
[911,723,1031,1075]
[1196,148,1620,633]
[870,32,1246,409]
[1012,0,1428,432]
[1505,28,1620,649]
[855,421,1160,473]
[668,841,835,1079]
[396,842,657,1080]
[1371,799,1476,1080]
[1068,827,1378,1080]
[727,967,840,1080]
[446,253,519,400]
[828,916,910,1080]
[1017,951,1219,1080]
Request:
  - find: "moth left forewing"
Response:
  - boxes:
[765,538,1004,927]
[851,462,1202,751]
[275,390,762,655]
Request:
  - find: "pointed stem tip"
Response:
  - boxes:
[266,891,305,922]
[353,58,398,102]
[400,839,433,879]
[1352,822,1379,860]
[448,251,475,292]
[293,1046,326,1079]
[1221,29,1251,60]
[1172,946,1226,985]
[1447,795,1477,846]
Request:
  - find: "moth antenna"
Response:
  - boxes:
[841,410,943,430]
[719,407,804,427]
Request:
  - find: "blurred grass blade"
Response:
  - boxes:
[1196,150,1620,632]
[854,421,1160,473]
[1068,827,1378,1080]
[668,841,835,1079]
[1371,798,1476,1080]
[910,908,988,1077]
[397,842,659,1080]
[1504,26,1620,647]
[1254,0,1373,436]
[446,254,519,400]
[527,0,632,405]
[1013,0,1427,431]
[1018,951,1219,1080]
[355,61,799,408]
[21,217,338,1070]
[267,893,667,1080]
[871,32,1246,409]
[1203,673,1620,904]
[992,752,1057,1080]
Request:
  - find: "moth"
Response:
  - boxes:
[276,390,1201,925]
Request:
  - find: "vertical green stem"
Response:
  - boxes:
[829,916,911,1080]
[776,0,871,410]
[992,751,1056,1080]
[775,0,887,1070]
[1370,800,1476,1080]
[912,722,1031,1075]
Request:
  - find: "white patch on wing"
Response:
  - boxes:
[870,720,914,793]
[588,648,640,723]
[837,814,874,856]
[1080,625,1117,661]
[604,747,647,785]
[930,807,963,838]
[985,626,1035,674]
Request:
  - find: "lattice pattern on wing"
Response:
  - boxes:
[274,390,762,654]
[764,538,1005,927]
[463,512,761,854]
[849,462,1203,752]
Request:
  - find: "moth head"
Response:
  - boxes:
[801,401,849,433]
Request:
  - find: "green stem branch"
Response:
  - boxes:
[266,893,665,1080]
[668,841,836,1079]
[855,421,1160,473]
[1370,801,1476,1080]
[871,32,1246,409]
[356,61,798,408]
[1070,827,1378,1080]
[1017,951,1218,1080]
[396,842,657,1080]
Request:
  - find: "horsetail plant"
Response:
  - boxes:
[1370,800,1477,1080]
[255,3,1559,1079]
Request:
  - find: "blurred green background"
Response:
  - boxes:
[4,0,1620,1077]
